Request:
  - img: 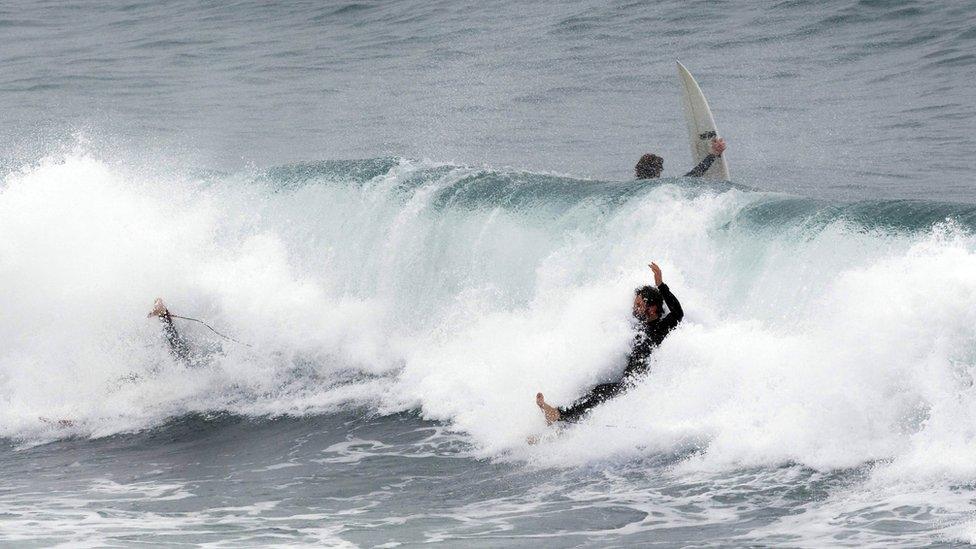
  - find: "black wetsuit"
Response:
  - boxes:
[158,312,191,364]
[557,283,684,422]
[685,154,718,178]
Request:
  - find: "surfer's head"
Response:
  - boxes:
[633,285,663,320]
[635,153,663,179]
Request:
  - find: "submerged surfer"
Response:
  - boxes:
[148,298,192,364]
[148,298,249,363]
[536,262,683,423]
[38,299,201,428]
[635,137,726,179]
[39,298,192,428]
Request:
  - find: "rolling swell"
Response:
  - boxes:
[263,157,976,232]
[2,1,974,200]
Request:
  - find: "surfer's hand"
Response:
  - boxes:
[649,262,663,287]
[710,137,726,156]
[148,298,169,318]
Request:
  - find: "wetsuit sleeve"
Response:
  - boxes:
[684,154,717,178]
[657,283,684,332]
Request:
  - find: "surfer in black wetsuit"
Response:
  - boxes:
[635,137,726,179]
[38,299,194,428]
[148,298,191,364]
[536,262,683,424]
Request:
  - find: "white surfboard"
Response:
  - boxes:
[676,61,730,181]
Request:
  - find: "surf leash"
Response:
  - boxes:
[168,314,253,348]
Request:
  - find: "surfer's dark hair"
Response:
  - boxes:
[635,153,663,179]
[635,285,663,309]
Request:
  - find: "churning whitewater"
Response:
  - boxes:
[3,150,976,469]
[2,150,976,545]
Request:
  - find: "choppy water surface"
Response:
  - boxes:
[1,412,960,547]
[2,1,976,547]
[2,0,975,201]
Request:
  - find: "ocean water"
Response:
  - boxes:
[2,1,976,547]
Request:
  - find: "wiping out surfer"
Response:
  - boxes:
[634,137,726,179]
[536,262,683,424]
[148,297,192,364]
[41,299,204,428]
[149,297,252,364]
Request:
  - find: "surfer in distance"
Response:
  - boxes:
[536,262,684,424]
[635,136,726,179]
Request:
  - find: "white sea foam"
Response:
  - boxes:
[2,150,976,498]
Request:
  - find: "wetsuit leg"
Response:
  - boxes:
[557,381,627,423]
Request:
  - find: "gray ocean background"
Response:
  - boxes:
[2,1,976,547]
[3,0,975,201]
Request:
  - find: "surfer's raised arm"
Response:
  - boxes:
[639,138,726,180]
[685,138,727,178]
[649,262,683,329]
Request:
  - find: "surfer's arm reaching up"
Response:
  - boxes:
[649,262,683,331]
[684,137,726,177]
[657,283,684,331]
[685,155,716,177]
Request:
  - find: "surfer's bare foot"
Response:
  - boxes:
[536,392,560,425]
[148,298,169,318]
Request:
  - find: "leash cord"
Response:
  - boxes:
[169,314,253,348]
